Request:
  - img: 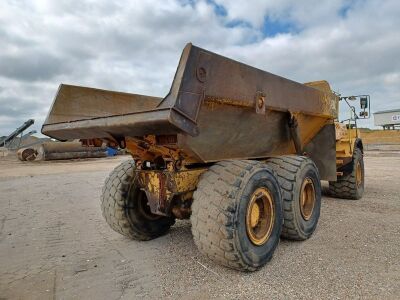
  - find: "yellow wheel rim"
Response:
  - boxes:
[246,187,275,246]
[300,178,315,221]
[355,161,362,188]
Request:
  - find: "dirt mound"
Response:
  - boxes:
[359,129,400,144]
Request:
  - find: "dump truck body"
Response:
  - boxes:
[42,44,338,180]
[42,43,365,271]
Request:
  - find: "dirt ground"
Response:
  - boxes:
[0,154,399,299]
[360,129,400,145]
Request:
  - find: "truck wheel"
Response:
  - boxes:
[329,148,364,200]
[101,160,175,240]
[266,156,321,240]
[191,160,283,271]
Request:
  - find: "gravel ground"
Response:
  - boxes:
[0,154,399,299]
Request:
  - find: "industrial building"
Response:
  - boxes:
[374,109,400,130]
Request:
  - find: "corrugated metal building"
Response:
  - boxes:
[374,109,400,129]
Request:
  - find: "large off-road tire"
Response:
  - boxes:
[266,156,321,240]
[191,160,283,271]
[329,148,364,200]
[101,160,175,240]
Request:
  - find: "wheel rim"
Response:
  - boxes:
[355,161,362,188]
[246,187,275,246]
[299,178,315,221]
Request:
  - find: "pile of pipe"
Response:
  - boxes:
[17,141,107,161]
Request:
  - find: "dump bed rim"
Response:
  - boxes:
[41,107,200,141]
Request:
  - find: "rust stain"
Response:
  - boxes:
[204,96,254,109]
[136,168,206,216]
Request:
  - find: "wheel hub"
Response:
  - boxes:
[250,203,260,228]
[300,178,315,221]
[246,187,275,246]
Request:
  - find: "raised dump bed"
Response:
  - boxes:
[42,43,366,271]
[43,44,338,178]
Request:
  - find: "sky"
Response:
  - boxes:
[0,0,399,136]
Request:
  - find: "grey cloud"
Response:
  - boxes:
[0,0,399,136]
[0,52,70,82]
[0,96,43,117]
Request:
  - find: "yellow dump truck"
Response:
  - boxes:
[42,44,369,271]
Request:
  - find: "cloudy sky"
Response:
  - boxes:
[0,0,399,136]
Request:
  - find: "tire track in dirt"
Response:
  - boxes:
[2,156,398,298]
[0,216,6,242]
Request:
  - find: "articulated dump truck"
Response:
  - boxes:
[42,43,366,271]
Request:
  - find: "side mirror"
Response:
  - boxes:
[360,97,368,109]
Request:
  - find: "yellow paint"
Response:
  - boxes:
[137,168,207,207]
[126,136,181,161]
[172,169,206,193]
[304,80,339,119]
[246,187,275,246]
[335,123,360,168]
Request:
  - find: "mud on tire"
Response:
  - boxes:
[266,156,321,241]
[101,160,174,240]
[191,160,283,271]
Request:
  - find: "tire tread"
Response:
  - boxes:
[266,155,319,240]
[191,160,270,271]
[328,148,364,200]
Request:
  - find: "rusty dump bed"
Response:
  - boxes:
[42,43,338,180]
